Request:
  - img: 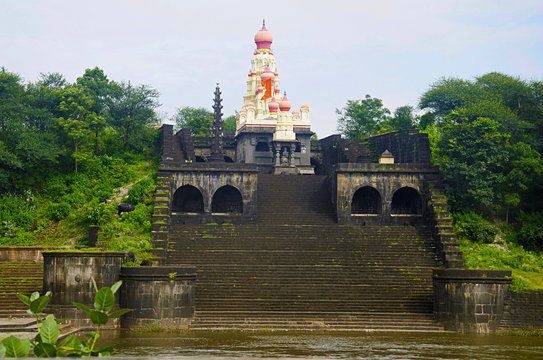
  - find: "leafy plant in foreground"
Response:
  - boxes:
[0,279,130,357]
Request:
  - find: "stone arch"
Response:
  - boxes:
[351,186,382,214]
[391,187,422,215]
[172,185,204,213]
[211,185,243,213]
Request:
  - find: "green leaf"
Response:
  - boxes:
[30,295,50,314]
[94,287,115,312]
[34,342,57,358]
[2,336,31,358]
[72,302,92,315]
[89,310,109,325]
[16,294,30,306]
[0,342,6,358]
[39,314,59,344]
[57,334,80,348]
[91,277,98,292]
[110,280,122,294]
[108,308,131,318]
[30,292,40,302]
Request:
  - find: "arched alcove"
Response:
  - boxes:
[211,185,243,213]
[351,186,382,214]
[195,156,206,162]
[255,141,269,152]
[391,187,422,215]
[172,185,204,213]
[224,156,234,163]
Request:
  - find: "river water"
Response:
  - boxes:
[98,330,543,359]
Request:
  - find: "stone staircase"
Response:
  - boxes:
[165,174,444,331]
[0,262,43,312]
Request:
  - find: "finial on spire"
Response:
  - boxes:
[263,19,265,27]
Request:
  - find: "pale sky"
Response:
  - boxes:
[1,0,542,137]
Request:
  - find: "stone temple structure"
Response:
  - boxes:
[148,24,515,333]
[235,21,312,174]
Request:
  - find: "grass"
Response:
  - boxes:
[459,237,543,291]
[500,327,543,336]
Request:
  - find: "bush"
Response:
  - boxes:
[453,211,498,243]
[45,202,71,221]
[513,211,543,251]
[42,175,68,200]
[126,178,155,205]
[0,191,37,237]
[82,201,116,226]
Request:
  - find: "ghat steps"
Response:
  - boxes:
[0,263,43,312]
[166,174,444,331]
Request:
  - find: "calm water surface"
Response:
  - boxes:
[97,330,543,359]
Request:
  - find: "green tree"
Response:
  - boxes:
[379,105,418,133]
[436,115,509,212]
[173,107,213,136]
[223,114,237,132]
[55,85,100,173]
[77,67,111,154]
[336,95,391,138]
[108,81,159,153]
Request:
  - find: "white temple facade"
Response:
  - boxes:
[235,22,313,174]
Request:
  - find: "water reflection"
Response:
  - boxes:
[98,330,543,359]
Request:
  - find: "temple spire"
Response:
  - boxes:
[209,83,224,162]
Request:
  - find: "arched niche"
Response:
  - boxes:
[211,185,243,214]
[195,156,206,162]
[351,186,382,214]
[172,185,204,213]
[391,187,422,215]
[224,156,234,163]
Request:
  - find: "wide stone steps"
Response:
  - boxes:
[0,263,43,312]
[189,311,443,331]
[165,174,442,330]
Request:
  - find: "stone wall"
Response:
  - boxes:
[120,266,196,329]
[43,252,125,328]
[433,269,512,334]
[0,246,67,263]
[499,290,543,330]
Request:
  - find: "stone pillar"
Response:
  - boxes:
[43,252,125,328]
[119,266,196,329]
[433,269,512,334]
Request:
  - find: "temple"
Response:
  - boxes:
[235,21,313,174]
[145,23,513,333]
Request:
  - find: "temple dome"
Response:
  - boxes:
[279,95,291,112]
[268,98,279,113]
[254,24,273,49]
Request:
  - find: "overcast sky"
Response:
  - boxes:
[2,0,542,137]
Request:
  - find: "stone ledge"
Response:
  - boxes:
[433,269,512,284]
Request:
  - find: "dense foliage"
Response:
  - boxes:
[0,67,160,259]
[172,106,236,134]
[336,95,418,138]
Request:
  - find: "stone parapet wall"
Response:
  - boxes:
[433,269,511,334]
[120,266,196,329]
[499,290,543,330]
[0,246,68,263]
[43,251,125,329]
